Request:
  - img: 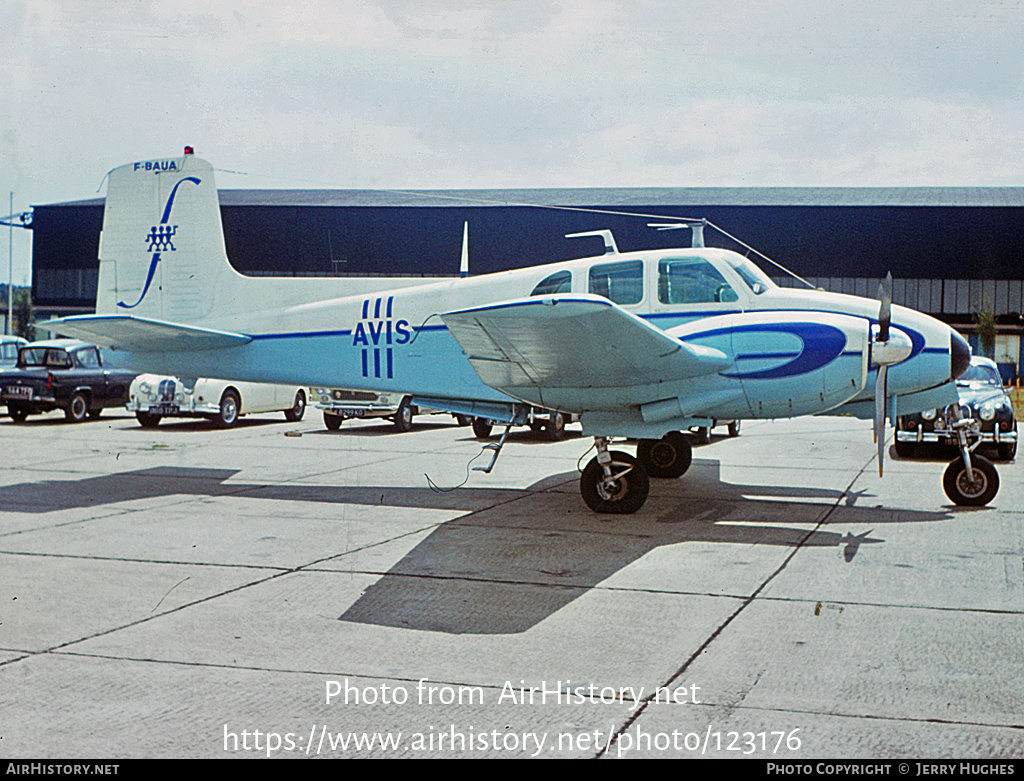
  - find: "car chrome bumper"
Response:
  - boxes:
[896,426,1017,445]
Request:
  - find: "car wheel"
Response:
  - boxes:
[214,389,240,428]
[997,440,1016,461]
[894,438,917,459]
[580,451,650,514]
[8,405,29,422]
[943,454,999,506]
[136,411,162,428]
[393,399,414,432]
[323,411,343,431]
[471,417,493,439]
[284,390,306,422]
[65,392,89,423]
[545,411,566,441]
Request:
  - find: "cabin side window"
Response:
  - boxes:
[658,258,739,305]
[530,270,572,296]
[588,260,643,305]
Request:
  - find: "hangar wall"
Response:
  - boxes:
[30,187,1024,375]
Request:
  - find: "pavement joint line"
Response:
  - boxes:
[595,453,876,758]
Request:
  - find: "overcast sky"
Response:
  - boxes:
[2,0,1023,284]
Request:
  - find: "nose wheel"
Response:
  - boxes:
[942,404,999,506]
[580,438,650,514]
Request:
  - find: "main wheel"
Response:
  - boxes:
[636,431,692,479]
[393,400,414,432]
[943,454,999,506]
[284,390,306,422]
[471,417,493,439]
[214,389,240,428]
[65,392,89,423]
[580,451,650,514]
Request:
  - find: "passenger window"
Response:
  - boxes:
[531,270,572,296]
[588,261,643,305]
[658,258,739,305]
[77,348,101,368]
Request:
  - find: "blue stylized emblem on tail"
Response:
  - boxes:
[117,176,201,309]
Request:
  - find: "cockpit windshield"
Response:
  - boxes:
[726,256,776,295]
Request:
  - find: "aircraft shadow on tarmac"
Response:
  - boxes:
[1,463,954,635]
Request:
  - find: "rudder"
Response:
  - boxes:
[96,151,238,324]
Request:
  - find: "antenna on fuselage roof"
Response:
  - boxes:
[647,219,707,247]
[565,229,618,255]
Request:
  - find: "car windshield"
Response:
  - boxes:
[957,363,1002,387]
[18,347,73,369]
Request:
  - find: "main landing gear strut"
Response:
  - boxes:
[580,432,693,514]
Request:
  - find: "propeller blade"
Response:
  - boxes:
[875,364,887,476]
[877,272,892,343]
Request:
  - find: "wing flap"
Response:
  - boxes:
[40,314,251,352]
[441,295,731,393]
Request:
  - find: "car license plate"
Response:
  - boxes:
[147,404,179,416]
[339,408,365,417]
[4,385,32,399]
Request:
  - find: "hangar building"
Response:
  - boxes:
[29,187,1024,378]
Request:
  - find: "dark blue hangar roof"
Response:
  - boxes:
[30,186,1024,311]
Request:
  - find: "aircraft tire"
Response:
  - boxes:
[580,451,650,514]
[636,431,692,479]
[695,425,711,444]
[943,454,999,506]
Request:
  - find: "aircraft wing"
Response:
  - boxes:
[441,295,731,396]
[39,314,252,352]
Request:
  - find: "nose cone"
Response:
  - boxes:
[951,329,971,379]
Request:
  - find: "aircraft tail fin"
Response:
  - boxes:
[96,150,241,324]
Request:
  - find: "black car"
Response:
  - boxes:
[895,356,1017,461]
[1,339,137,422]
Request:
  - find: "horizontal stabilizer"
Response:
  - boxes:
[40,314,251,352]
[441,295,731,394]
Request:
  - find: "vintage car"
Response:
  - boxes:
[1,335,27,367]
[2,339,136,422]
[129,374,306,428]
[309,387,466,432]
[895,355,1017,461]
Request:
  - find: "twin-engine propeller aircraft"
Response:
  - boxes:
[45,150,997,513]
